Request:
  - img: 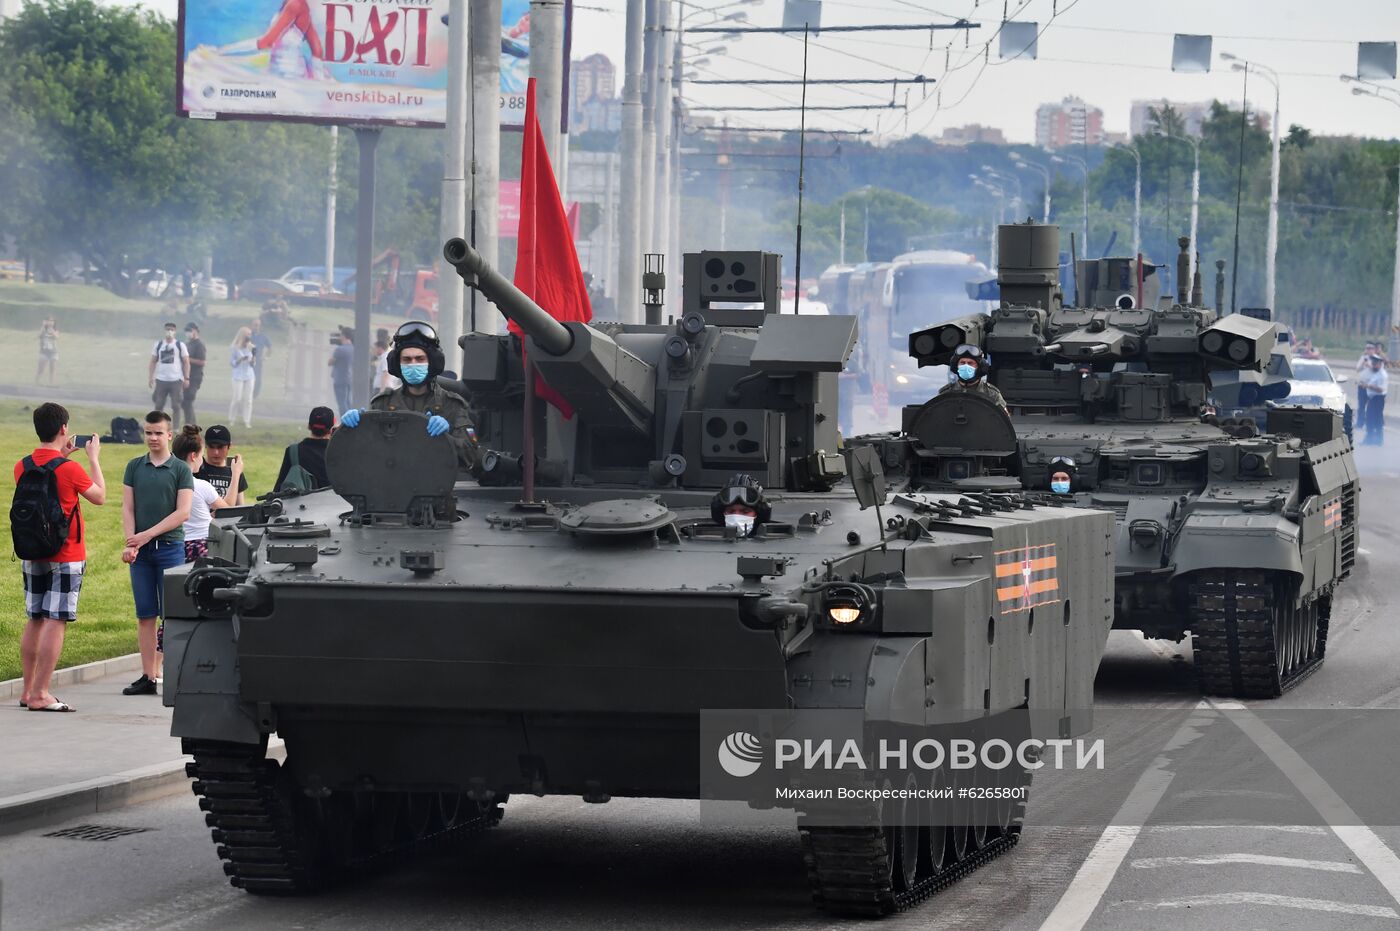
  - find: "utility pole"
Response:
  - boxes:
[619,0,645,323]
[352,129,379,408]
[470,0,502,334]
[839,203,846,264]
[325,126,338,293]
[653,0,674,305]
[640,0,659,254]
[529,0,565,168]
[437,0,468,362]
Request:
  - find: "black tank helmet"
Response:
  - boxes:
[387,321,446,381]
[710,473,773,525]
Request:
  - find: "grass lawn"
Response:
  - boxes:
[0,400,307,683]
[0,281,412,414]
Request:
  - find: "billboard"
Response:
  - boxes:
[177,0,570,128]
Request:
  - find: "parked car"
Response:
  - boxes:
[1285,357,1348,414]
[197,277,230,300]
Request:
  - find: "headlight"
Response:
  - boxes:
[820,582,880,631]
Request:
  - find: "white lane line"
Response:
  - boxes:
[1146,824,1329,835]
[1130,853,1362,873]
[1036,703,1216,931]
[1213,700,1400,908]
[1120,891,1400,919]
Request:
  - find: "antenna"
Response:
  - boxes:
[791,25,810,316]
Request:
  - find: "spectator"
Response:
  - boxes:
[1360,355,1388,447]
[182,265,195,299]
[249,317,273,398]
[370,328,389,396]
[14,403,106,713]
[36,316,58,385]
[171,426,228,564]
[182,322,207,428]
[274,406,335,491]
[195,425,247,505]
[229,327,256,429]
[120,411,193,696]
[148,322,190,429]
[329,326,355,415]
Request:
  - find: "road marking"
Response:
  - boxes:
[1146,824,1328,835]
[1119,892,1400,919]
[1037,703,1215,931]
[1130,853,1362,873]
[1213,700,1400,908]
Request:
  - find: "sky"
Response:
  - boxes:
[98,0,1399,143]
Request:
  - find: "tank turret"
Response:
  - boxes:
[905,223,1276,424]
[443,238,857,490]
[880,219,1357,701]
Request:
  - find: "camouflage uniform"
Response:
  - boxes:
[937,378,1007,410]
[370,383,483,476]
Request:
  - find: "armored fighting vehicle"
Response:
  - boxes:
[885,221,1358,698]
[161,240,1116,917]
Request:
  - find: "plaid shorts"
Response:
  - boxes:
[22,560,86,621]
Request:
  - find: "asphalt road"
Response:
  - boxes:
[3,447,1400,931]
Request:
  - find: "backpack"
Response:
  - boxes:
[11,456,79,560]
[108,416,142,444]
[278,443,316,493]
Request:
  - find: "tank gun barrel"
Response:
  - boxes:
[443,238,573,356]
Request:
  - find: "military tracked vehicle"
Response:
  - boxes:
[882,221,1358,698]
[161,240,1116,917]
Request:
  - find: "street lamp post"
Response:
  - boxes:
[1224,53,1281,314]
[1158,132,1201,292]
[1009,152,1052,223]
[973,177,1005,268]
[982,165,1022,220]
[1346,77,1400,360]
[1115,144,1142,260]
[1051,152,1089,257]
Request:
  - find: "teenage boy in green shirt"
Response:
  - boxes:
[120,410,192,695]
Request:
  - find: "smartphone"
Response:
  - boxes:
[74,435,92,449]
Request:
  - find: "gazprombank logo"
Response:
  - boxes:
[718,732,764,778]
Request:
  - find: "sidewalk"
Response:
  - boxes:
[0,660,189,836]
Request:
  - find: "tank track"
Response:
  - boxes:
[797,762,1030,917]
[184,738,501,894]
[798,823,1018,917]
[1189,570,1329,699]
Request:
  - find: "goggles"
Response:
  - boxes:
[719,484,762,506]
[953,343,983,359]
[394,321,440,345]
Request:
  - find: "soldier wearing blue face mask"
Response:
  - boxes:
[936,343,1006,410]
[339,322,483,476]
[1048,457,1076,496]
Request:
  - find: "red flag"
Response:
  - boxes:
[512,78,592,417]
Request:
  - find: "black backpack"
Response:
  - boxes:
[11,456,79,560]
[109,416,142,444]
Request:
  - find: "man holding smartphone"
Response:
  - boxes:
[195,424,247,505]
[13,403,106,713]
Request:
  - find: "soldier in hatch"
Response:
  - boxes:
[339,322,483,476]
[710,474,772,538]
[937,344,1006,410]
[1048,456,1077,496]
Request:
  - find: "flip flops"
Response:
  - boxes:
[28,700,74,712]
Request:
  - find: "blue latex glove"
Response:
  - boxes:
[426,414,450,437]
[340,408,361,429]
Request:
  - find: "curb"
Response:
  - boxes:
[0,653,143,702]
[0,739,285,838]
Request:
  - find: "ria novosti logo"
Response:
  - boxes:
[717,732,764,778]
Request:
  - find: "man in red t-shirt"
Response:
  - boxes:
[14,402,106,712]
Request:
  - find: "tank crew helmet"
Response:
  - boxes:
[387,321,446,381]
[710,473,773,534]
[1048,456,1077,495]
[954,343,987,382]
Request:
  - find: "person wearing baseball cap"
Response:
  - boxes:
[194,424,247,505]
[274,407,335,492]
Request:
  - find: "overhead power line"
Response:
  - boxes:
[682,21,979,34]
[689,76,931,86]
[688,103,904,112]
